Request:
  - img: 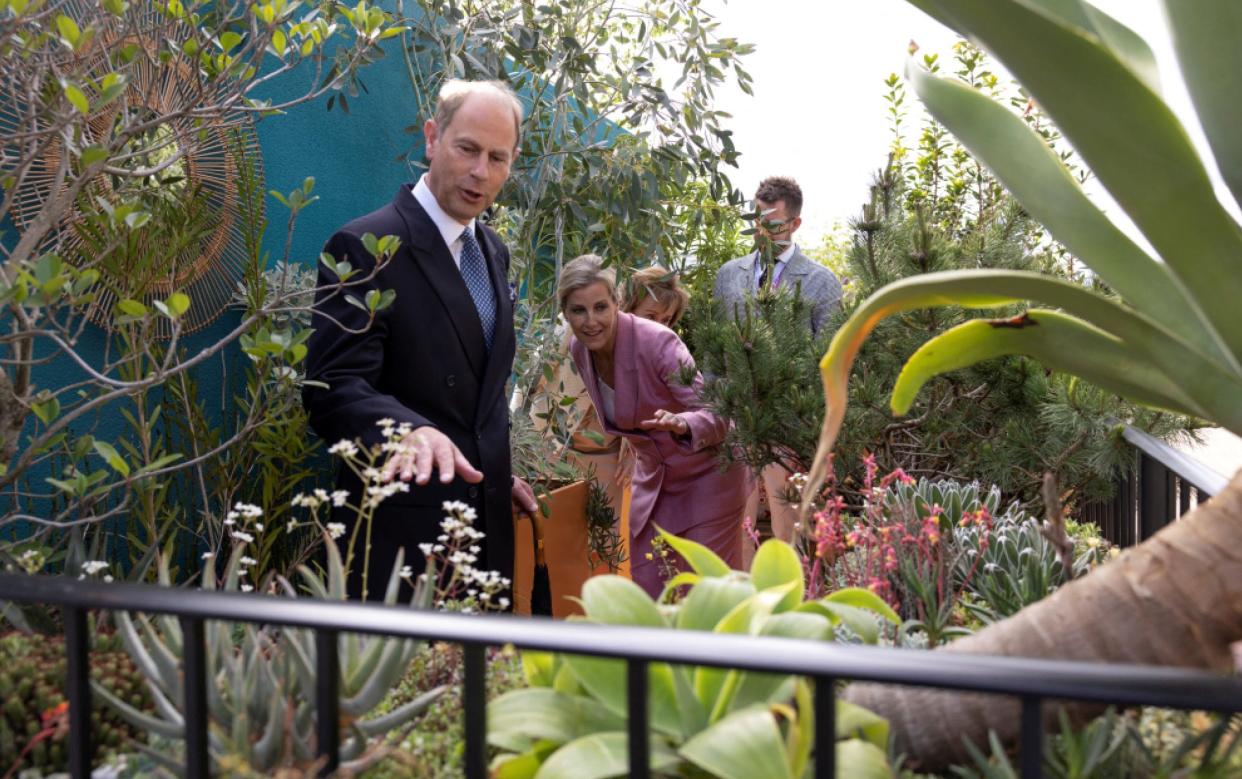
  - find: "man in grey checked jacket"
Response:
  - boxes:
[712,176,843,554]
[713,176,843,337]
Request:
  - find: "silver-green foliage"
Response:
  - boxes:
[488,531,900,779]
[92,541,444,775]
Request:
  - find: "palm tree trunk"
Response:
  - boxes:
[844,470,1242,769]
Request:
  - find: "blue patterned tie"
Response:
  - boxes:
[459,228,497,349]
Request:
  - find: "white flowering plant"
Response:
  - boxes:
[281,419,508,608]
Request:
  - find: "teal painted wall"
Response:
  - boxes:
[256,41,424,269]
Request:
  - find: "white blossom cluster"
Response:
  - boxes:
[215,502,265,593]
[79,560,112,581]
[365,479,411,508]
[16,548,44,574]
[291,488,350,510]
[420,501,511,612]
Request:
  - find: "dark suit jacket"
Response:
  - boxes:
[303,185,516,598]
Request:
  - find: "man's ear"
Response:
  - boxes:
[424,118,439,158]
[789,215,803,235]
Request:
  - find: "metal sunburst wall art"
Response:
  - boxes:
[2,0,263,337]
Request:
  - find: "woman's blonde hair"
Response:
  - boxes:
[557,254,617,310]
[623,265,690,326]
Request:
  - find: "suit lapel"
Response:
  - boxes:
[391,187,487,379]
[735,252,758,297]
[611,313,642,430]
[780,247,811,285]
[476,225,514,420]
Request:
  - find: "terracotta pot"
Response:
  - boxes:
[511,482,631,618]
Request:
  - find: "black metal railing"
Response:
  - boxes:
[2,573,1240,779]
[1082,425,1229,547]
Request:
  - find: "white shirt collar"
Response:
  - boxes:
[755,242,797,267]
[774,242,797,265]
[413,175,475,252]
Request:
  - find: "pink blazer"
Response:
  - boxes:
[569,313,750,537]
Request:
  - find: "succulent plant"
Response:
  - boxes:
[94,537,446,775]
[0,629,151,775]
[489,531,901,779]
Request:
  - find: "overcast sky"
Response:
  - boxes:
[705,0,1223,246]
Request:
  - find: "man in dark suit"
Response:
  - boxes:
[304,80,538,600]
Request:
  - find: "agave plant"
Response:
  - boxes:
[93,539,445,775]
[488,531,900,779]
[801,0,1242,768]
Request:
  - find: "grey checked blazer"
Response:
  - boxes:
[712,247,844,338]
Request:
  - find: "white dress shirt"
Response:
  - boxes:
[413,175,474,269]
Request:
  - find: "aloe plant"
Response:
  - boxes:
[488,531,900,779]
[803,0,1242,768]
[93,539,445,774]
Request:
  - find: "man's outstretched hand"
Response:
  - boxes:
[511,476,538,517]
[383,426,484,485]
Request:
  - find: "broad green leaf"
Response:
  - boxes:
[797,601,883,644]
[116,298,147,317]
[802,270,1242,516]
[80,146,109,167]
[533,732,678,779]
[679,705,793,779]
[990,0,1163,94]
[560,656,681,738]
[918,0,1242,365]
[93,440,130,477]
[834,738,891,779]
[893,310,1205,418]
[837,700,889,747]
[1163,0,1242,211]
[1081,3,1161,95]
[487,688,625,749]
[695,584,793,714]
[522,651,556,688]
[749,540,804,613]
[729,612,832,711]
[670,664,708,738]
[675,575,754,631]
[580,575,664,627]
[821,587,900,626]
[62,82,88,114]
[905,63,1224,364]
[56,14,80,47]
[655,526,731,577]
[30,395,59,424]
[165,291,190,318]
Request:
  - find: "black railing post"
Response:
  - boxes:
[1140,453,1171,542]
[180,617,209,779]
[815,676,836,779]
[1121,457,1137,546]
[315,630,340,777]
[64,605,91,779]
[1020,696,1043,779]
[463,643,487,779]
[1179,481,1191,516]
[628,659,650,779]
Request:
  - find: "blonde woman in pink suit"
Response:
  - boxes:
[558,254,750,598]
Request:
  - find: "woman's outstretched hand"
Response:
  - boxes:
[639,409,689,436]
